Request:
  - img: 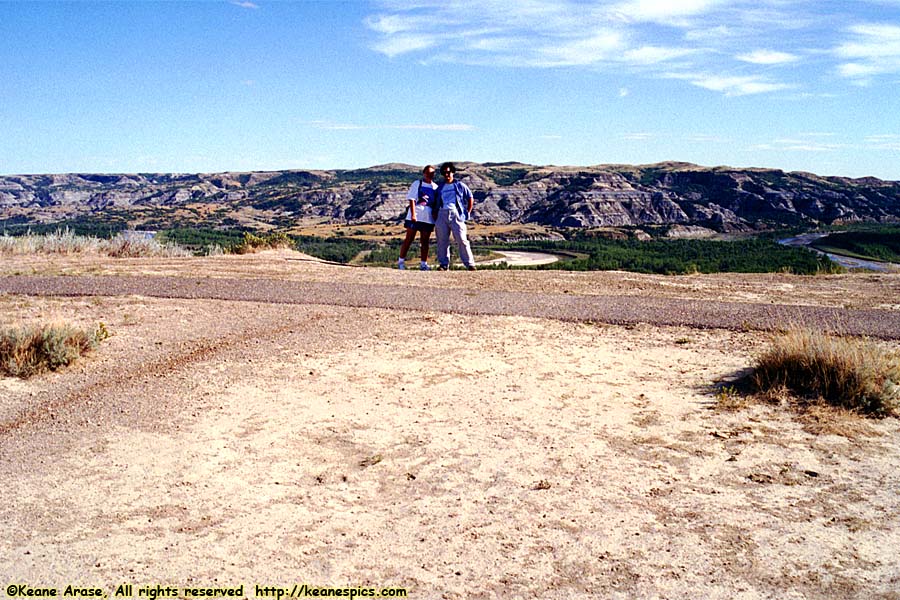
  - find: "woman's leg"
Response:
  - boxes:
[419,229,431,262]
[399,227,417,260]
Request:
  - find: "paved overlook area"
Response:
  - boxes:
[1,271,899,339]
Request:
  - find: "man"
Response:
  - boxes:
[431,162,476,271]
[398,164,438,270]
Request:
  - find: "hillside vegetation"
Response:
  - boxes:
[811,226,900,263]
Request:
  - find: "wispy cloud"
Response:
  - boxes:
[752,132,900,153]
[373,34,437,58]
[687,134,728,143]
[230,1,259,9]
[623,45,696,65]
[772,138,844,152]
[736,49,800,65]
[751,134,846,152]
[835,23,900,82]
[611,0,725,25]
[311,121,475,132]
[864,134,900,150]
[366,1,900,97]
[623,132,654,140]
[666,72,792,96]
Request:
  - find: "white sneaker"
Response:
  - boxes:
[398,260,406,270]
[420,263,431,271]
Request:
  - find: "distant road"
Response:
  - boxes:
[480,250,560,266]
[2,274,899,339]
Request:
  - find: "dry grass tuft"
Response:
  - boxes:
[0,230,192,257]
[0,322,109,378]
[751,329,900,417]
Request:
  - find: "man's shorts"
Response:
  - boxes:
[404,220,435,233]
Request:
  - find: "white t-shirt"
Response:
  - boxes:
[405,179,438,224]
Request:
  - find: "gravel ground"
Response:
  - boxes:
[2,273,900,339]
[2,258,900,598]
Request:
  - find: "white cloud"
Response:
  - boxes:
[311,122,474,132]
[534,31,626,67]
[668,72,792,96]
[688,134,727,143]
[684,25,733,42]
[611,0,723,25]
[752,134,847,152]
[736,49,800,65]
[623,132,653,140]
[365,1,900,96]
[864,134,900,150]
[230,1,259,8]
[772,138,843,152]
[619,87,630,97]
[390,124,475,131]
[372,34,438,58]
[623,45,696,65]
[835,23,900,80]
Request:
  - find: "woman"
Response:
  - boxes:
[398,164,438,270]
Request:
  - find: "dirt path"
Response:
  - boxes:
[2,274,900,339]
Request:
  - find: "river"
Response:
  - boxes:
[778,232,899,272]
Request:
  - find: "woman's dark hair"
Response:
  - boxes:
[440,162,456,174]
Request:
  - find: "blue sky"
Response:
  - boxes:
[2,1,900,179]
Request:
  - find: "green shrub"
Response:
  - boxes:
[0,322,109,378]
[293,235,371,263]
[489,237,841,274]
[230,231,295,254]
[752,329,900,416]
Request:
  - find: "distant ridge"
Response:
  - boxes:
[2,162,899,232]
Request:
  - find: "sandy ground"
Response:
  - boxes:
[1,252,899,599]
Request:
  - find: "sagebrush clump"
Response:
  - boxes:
[752,328,900,417]
[0,322,109,378]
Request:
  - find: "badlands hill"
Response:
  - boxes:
[2,161,899,232]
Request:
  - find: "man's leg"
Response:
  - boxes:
[435,211,452,269]
[449,210,475,268]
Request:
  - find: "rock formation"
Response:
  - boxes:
[2,162,898,231]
